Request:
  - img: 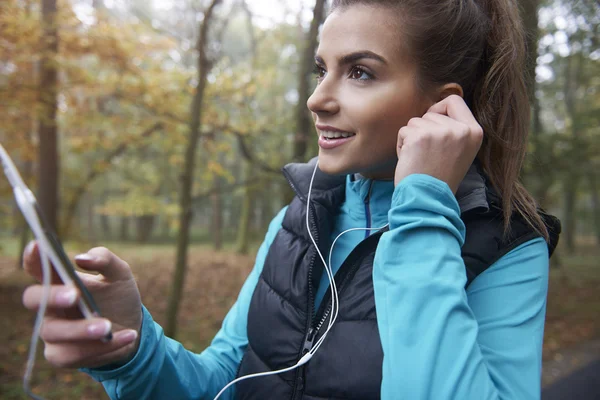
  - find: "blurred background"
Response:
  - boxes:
[0,0,598,398]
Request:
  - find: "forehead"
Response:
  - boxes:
[318,5,405,64]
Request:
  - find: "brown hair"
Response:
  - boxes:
[331,0,549,241]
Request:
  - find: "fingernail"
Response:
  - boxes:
[121,330,138,343]
[87,320,112,337]
[56,288,77,306]
[24,241,35,257]
[75,253,95,262]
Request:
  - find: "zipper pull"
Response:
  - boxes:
[302,328,315,354]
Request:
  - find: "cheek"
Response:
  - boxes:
[353,88,420,144]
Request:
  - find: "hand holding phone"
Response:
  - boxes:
[22,242,142,368]
[1,143,142,398]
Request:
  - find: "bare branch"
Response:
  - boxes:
[230,130,282,175]
[192,178,259,203]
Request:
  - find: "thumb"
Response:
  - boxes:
[74,247,133,282]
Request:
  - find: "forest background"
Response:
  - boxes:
[0,0,598,398]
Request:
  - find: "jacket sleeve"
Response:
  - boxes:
[373,174,548,400]
[82,207,288,400]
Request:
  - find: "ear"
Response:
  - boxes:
[437,83,464,101]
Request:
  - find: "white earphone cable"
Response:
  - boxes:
[18,189,52,400]
[213,161,388,400]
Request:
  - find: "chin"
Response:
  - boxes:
[318,151,397,180]
[317,153,356,176]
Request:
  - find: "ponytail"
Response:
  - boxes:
[472,0,549,240]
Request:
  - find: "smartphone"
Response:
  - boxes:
[0,144,112,342]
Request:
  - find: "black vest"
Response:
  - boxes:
[235,159,560,400]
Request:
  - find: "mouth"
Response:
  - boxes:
[316,126,357,150]
[319,131,356,140]
[316,124,356,139]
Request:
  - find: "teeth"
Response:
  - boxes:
[321,131,355,139]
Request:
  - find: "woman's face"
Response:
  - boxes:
[308,5,431,180]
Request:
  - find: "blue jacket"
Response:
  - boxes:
[85,174,550,399]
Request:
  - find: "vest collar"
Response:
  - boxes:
[282,157,489,215]
[282,157,346,202]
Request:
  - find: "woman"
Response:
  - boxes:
[22,0,561,399]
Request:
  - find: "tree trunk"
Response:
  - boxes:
[563,180,578,253]
[211,190,223,251]
[562,52,584,254]
[292,0,327,163]
[588,172,600,246]
[211,153,224,251]
[86,192,97,246]
[236,164,254,254]
[165,0,222,339]
[235,190,252,254]
[136,215,156,243]
[100,214,111,239]
[521,0,539,104]
[120,216,130,241]
[521,0,554,206]
[38,0,60,233]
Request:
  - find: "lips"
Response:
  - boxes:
[317,132,356,150]
[315,124,356,150]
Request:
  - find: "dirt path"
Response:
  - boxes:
[542,339,600,390]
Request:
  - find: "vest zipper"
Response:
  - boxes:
[291,195,320,399]
[314,303,332,335]
[311,180,375,342]
[363,180,374,239]
[291,204,319,400]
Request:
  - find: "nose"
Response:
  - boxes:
[306,78,340,116]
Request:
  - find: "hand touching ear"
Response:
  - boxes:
[394,95,483,193]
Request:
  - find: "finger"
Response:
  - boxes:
[23,284,80,311]
[405,117,442,135]
[74,247,133,282]
[427,95,480,129]
[44,329,138,369]
[397,126,414,144]
[40,317,112,343]
[421,112,470,135]
[23,241,62,284]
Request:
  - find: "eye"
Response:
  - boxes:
[349,66,373,81]
[313,64,327,81]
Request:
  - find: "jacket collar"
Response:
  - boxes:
[282,157,489,215]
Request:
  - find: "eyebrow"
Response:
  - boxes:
[315,50,388,66]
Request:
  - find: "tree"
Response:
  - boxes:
[533,0,600,251]
[38,0,60,232]
[292,0,327,163]
[165,0,223,339]
[235,162,255,254]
